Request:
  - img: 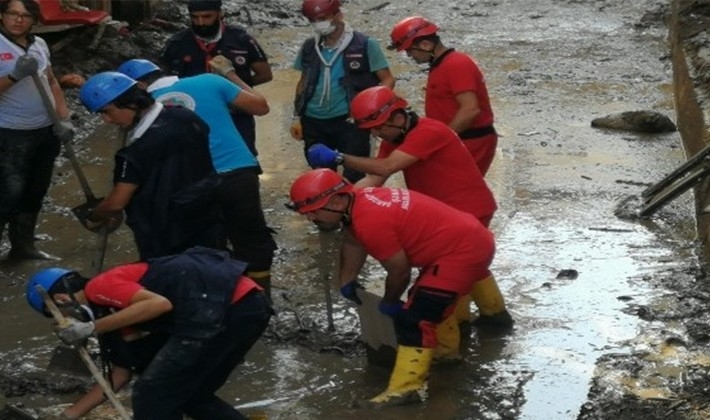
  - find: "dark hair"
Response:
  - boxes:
[138,69,164,86]
[48,272,90,296]
[112,85,156,111]
[0,0,40,21]
[187,0,222,12]
[414,34,440,46]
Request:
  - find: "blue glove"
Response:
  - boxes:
[307,143,340,167]
[340,280,363,304]
[378,301,404,317]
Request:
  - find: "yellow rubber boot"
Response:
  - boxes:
[247,270,272,300]
[433,314,462,363]
[453,294,473,325]
[470,275,513,329]
[365,346,434,408]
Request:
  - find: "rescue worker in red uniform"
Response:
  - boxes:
[390,16,498,176]
[26,246,272,420]
[288,169,496,407]
[307,86,512,331]
[160,0,272,157]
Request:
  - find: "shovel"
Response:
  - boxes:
[29,71,109,274]
[35,285,132,420]
[355,288,397,367]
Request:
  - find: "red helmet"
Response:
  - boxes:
[301,0,341,20]
[389,16,439,51]
[350,86,408,129]
[288,169,353,214]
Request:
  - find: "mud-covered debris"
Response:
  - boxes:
[591,111,677,133]
[614,194,643,220]
[556,269,579,280]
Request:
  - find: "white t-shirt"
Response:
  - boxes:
[0,33,53,129]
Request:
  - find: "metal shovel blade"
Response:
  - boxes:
[355,289,397,368]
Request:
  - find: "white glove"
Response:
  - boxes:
[53,119,75,142]
[209,55,235,77]
[9,54,39,81]
[55,318,95,345]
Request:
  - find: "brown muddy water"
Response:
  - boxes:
[1,0,706,419]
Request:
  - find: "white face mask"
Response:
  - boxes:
[312,20,336,36]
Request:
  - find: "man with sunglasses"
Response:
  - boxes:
[390,16,498,176]
[0,0,74,260]
[288,169,495,406]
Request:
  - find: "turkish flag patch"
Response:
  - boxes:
[0,52,14,61]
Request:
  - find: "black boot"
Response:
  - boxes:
[0,213,8,244]
[8,212,59,260]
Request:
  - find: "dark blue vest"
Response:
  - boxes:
[294,31,381,116]
[135,247,247,339]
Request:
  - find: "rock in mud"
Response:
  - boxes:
[591,111,677,133]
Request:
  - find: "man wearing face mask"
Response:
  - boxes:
[291,0,395,183]
[307,86,512,336]
[160,0,272,157]
[390,16,498,177]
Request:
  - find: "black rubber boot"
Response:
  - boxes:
[8,212,59,260]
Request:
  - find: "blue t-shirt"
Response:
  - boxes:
[149,74,259,172]
[294,37,389,119]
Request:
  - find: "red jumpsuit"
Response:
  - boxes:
[349,187,495,347]
[377,116,496,226]
[426,49,497,176]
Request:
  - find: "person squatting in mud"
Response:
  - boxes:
[290,0,395,183]
[117,58,277,298]
[307,85,512,332]
[76,71,224,261]
[288,168,496,407]
[161,0,273,157]
[26,246,272,420]
[390,16,499,176]
[0,0,75,260]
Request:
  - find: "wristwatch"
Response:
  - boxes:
[335,153,345,165]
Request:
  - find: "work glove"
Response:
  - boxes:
[307,143,341,167]
[209,54,235,77]
[378,300,404,317]
[9,54,38,82]
[72,197,123,233]
[54,317,95,345]
[53,119,75,142]
[290,117,303,140]
[340,280,364,305]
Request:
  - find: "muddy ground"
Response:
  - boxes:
[3,0,710,419]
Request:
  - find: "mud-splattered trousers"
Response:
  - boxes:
[215,167,277,273]
[0,126,59,216]
[394,261,492,348]
[131,291,272,420]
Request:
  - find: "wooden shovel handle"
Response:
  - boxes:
[35,286,132,420]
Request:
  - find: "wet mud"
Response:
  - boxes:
[2,0,710,419]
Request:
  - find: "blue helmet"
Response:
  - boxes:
[117,59,161,81]
[79,71,137,113]
[26,268,72,316]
